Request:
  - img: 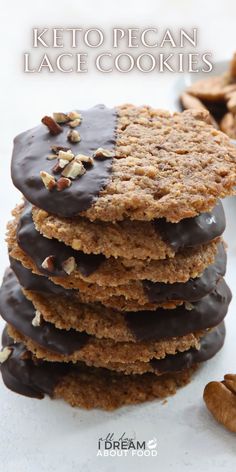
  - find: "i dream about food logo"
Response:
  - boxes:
[23,27,213,74]
[97,432,158,457]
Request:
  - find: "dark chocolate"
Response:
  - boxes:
[1,328,68,398]
[11,105,117,217]
[143,242,226,303]
[17,202,105,277]
[0,270,89,355]
[150,322,226,374]
[155,200,225,251]
[125,278,231,341]
[10,256,74,297]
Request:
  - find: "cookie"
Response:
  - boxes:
[229,53,236,80]
[0,329,195,409]
[22,278,231,343]
[11,105,236,222]
[8,237,226,310]
[179,93,218,128]
[220,113,236,139]
[0,271,203,366]
[187,76,233,102]
[32,199,226,260]
[9,203,221,286]
[4,321,226,376]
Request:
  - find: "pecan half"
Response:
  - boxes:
[204,374,236,433]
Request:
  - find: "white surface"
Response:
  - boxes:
[1,1,236,471]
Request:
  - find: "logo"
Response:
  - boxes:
[97,432,158,457]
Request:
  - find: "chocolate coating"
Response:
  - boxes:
[0,270,89,355]
[10,256,74,297]
[125,278,231,341]
[155,200,225,250]
[143,242,226,303]
[17,202,105,277]
[150,322,226,374]
[1,328,68,398]
[11,105,117,217]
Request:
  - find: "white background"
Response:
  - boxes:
[0,1,236,471]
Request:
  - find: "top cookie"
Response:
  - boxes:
[11,104,236,222]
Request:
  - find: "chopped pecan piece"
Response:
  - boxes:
[75,154,94,166]
[41,116,63,135]
[62,256,77,275]
[53,112,69,124]
[67,129,81,143]
[57,177,72,191]
[32,310,42,327]
[41,255,56,272]
[93,147,115,158]
[62,160,85,179]
[40,171,56,191]
[0,347,12,364]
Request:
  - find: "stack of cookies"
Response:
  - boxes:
[180,52,236,138]
[0,105,235,410]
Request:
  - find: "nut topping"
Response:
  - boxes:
[68,111,81,121]
[58,150,74,161]
[41,116,63,135]
[184,301,194,311]
[67,129,81,143]
[41,255,56,272]
[75,154,94,166]
[57,177,72,191]
[53,112,69,124]
[62,256,77,275]
[203,374,236,432]
[51,145,70,154]
[32,310,42,327]
[47,154,58,160]
[0,347,12,364]
[93,147,115,159]
[69,118,81,128]
[40,171,56,191]
[62,160,86,179]
[59,159,70,169]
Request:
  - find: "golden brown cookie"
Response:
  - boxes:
[33,207,176,261]
[179,93,218,128]
[220,113,236,139]
[32,199,225,261]
[11,105,236,223]
[0,329,195,409]
[187,76,232,102]
[8,323,202,367]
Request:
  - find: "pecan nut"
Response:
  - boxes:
[203,374,236,433]
[41,116,63,135]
